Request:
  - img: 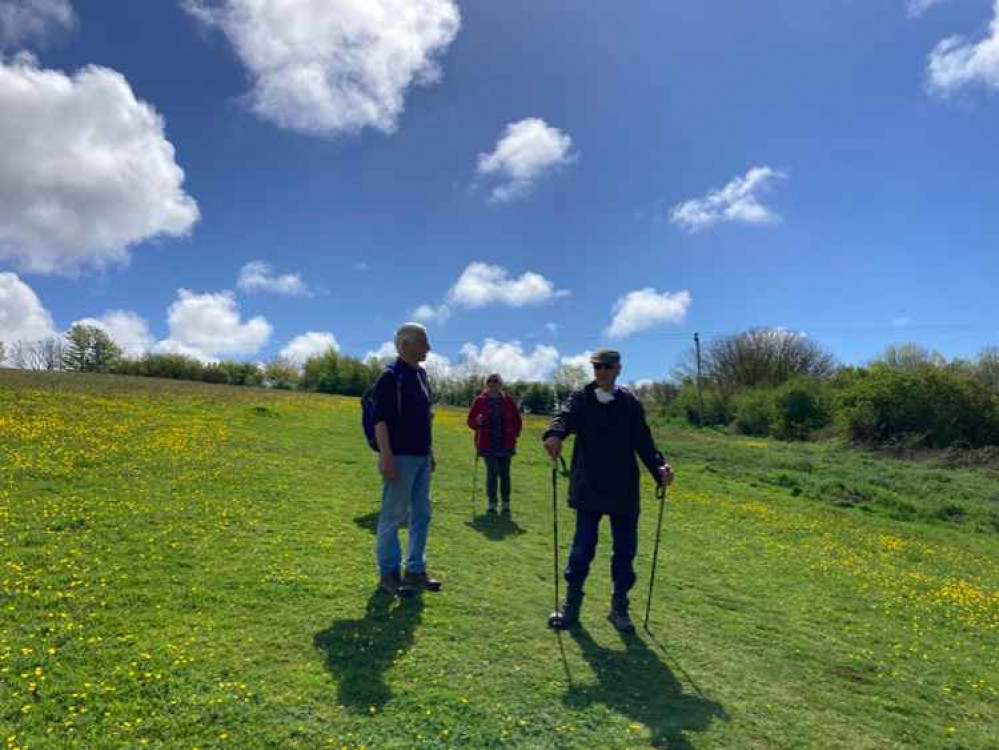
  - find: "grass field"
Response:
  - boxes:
[1,371,997,749]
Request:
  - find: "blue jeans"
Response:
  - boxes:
[376,455,432,576]
[564,510,639,595]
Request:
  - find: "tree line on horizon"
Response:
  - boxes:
[3,325,998,450]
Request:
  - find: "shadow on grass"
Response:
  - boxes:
[313,591,424,711]
[464,512,527,541]
[565,627,726,750]
[353,511,406,535]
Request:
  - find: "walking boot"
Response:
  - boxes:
[549,585,584,630]
[378,569,402,596]
[402,570,443,592]
[608,593,636,633]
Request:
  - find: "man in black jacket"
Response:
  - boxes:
[543,349,674,632]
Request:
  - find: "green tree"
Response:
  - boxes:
[62,324,122,373]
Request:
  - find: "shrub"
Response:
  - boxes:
[733,389,774,436]
[672,382,734,426]
[835,363,999,448]
[771,378,832,440]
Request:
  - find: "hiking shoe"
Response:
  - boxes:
[378,570,402,596]
[549,587,584,629]
[402,570,443,592]
[486,505,498,516]
[500,504,511,516]
[608,594,635,634]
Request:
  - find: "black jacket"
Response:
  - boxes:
[543,383,664,516]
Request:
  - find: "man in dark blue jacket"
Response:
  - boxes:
[372,323,442,596]
[543,349,674,632]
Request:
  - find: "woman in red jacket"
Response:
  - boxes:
[467,373,523,515]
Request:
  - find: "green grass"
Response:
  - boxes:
[1,371,997,749]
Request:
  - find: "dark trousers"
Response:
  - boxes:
[564,510,639,595]
[482,455,512,507]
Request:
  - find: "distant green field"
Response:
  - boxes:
[2,371,997,749]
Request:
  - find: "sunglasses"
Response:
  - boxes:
[592,362,616,370]
[487,379,500,384]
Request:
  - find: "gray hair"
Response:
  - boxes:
[394,322,428,353]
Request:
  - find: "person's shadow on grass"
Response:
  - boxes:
[465,512,527,541]
[313,591,424,711]
[565,627,726,750]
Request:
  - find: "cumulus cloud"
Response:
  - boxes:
[280,331,339,364]
[669,166,786,233]
[0,271,55,342]
[0,55,199,274]
[927,1,999,94]
[560,351,593,369]
[448,262,569,309]
[908,0,949,18]
[412,303,452,325]
[184,0,460,137]
[157,289,271,361]
[364,339,453,378]
[459,339,560,382]
[606,288,692,339]
[71,310,154,357]
[0,0,75,48]
[237,261,310,296]
[477,118,576,202]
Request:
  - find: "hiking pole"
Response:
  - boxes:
[470,440,480,520]
[547,455,568,629]
[643,481,667,631]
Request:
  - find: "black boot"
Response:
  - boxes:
[549,585,584,630]
[608,593,635,633]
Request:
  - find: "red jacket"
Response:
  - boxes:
[467,392,523,454]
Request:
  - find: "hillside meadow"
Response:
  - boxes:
[1,371,997,749]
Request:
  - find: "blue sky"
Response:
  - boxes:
[1,0,997,382]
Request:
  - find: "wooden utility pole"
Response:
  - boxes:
[694,332,705,426]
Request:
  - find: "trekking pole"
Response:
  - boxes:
[548,455,568,628]
[643,481,667,631]
[470,432,480,519]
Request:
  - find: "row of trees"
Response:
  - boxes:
[671,330,999,448]
[5,325,998,447]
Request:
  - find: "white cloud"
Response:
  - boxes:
[927,1,999,94]
[606,288,692,339]
[908,0,949,18]
[448,262,569,309]
[158,289,271,360]
[0,0,75,48]
[237,261,310,296]
[152,338,217,363]
[71,310,153,357]
[560,351,593,369]
[477,118,576,202]
[280,331,339,364]
[0,54,199,275]
[669,166,787,233]
[364,339,453,379]
[412,303,452,325]
[0,271,55,342]
[184,0,460,137]
[460,339,560,382]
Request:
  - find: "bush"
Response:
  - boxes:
[137,353,205,381]
[771,378,832,440]
[835,363,999,448]
[672,382,734,426]
[733,389,774,436]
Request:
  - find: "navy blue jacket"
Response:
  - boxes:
[372,359,433,456]
[543,383,664,515]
